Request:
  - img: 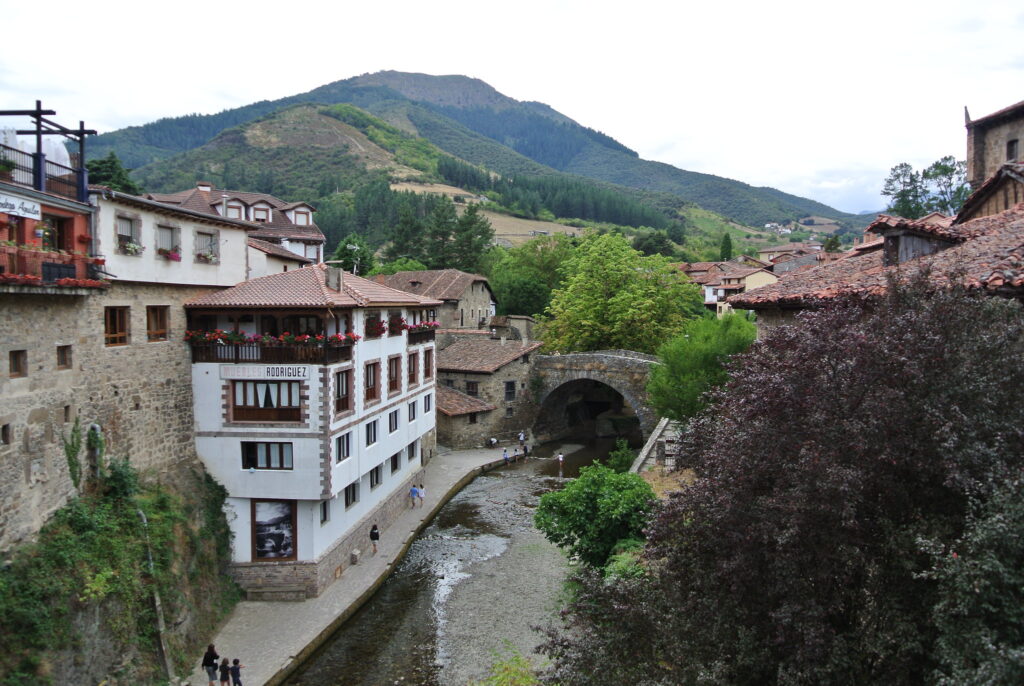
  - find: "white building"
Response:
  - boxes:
[185,263,441,598]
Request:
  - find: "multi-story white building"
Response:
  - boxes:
[184,263,441,598]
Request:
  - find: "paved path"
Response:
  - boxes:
[186,447,506,686]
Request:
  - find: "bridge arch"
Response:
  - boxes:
[532,350,658,443]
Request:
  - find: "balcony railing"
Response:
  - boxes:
[0,143,88,202]
[407,329,436,345]
[190,342,353,364]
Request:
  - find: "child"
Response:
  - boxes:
[230,658,244,686]
[219,657,230,686]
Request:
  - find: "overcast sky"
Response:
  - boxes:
[2,0,1022,215]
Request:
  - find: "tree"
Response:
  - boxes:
[540,282,1024,685]
[384,204,424,262]
[329,233,375,275]
[606,439,636,473]
[923,156,970,216]
[424,196,458,269]
[719,232,733,260]
[882,162,927,218]
[822,235,842,252]
[450,203,494,272]
[646,313,756,422]
[633,229,674,257]
[534,464,655,568]
[86,152,142,195]
[537,233,703,354]
[366,257,428,276]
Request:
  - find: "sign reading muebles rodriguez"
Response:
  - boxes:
[219,365,309,380]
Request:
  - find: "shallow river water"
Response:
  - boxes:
[284,439,616,686]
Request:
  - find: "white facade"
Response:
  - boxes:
[245,245,306,279]
[91,192,249,287]
[191,306,436,564]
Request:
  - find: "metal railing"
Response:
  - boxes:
[190,342,353,364]
[0,143,87,202]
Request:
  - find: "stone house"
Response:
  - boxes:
[435,337,543,448]
[373,269,495,329]
[966,99,1024,188]
[756,241,822,264]
[185,264,440,598]
[679,262,778,314]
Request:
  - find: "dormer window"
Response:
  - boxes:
[1009,139,1020,162]
[253,207,269,222]
[294,210,310,226]
[226,204,243,219]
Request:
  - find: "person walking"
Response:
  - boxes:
[503,448,509,465]
[418,484,425,507]
[230,659,245,686]
[219,657,231,686]
[518,430,525,447]
[369,524,380,554]
[202,645,220,686]
[409,483,419,508]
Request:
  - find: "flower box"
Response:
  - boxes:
[196,252,219,264]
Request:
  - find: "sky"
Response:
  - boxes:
[2,0,1022,215]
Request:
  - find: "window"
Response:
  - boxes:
[505,381,516,401]
[468,412,478,424]
[104,307,130,346]
[146,306,169,342]
[294,210,310,226]
[365,362,380,402]
[365,419,378,446]
[9,350,26,378]
[389,409,400,433]
[344,481,359,508]
[424,393,432,413]
[407,440,418,463]
[443,379,454,388]
[252,500,296,561]
[226,203,243,219]
[335,369,352,413]
[408,352,419,385]
[196,231,218,262]
[521,354,530,364]
[1009,139,1020,162]
[365,312,383,339]
[505,407,515,418]
[466,381,479,398]
[388,356,401,393]
[425,349,433,378]
[319,500,330,525]
[335,432,351,463]
[408,401,417,422]
[1,424,10,445]
[390,453,401,474]
[388,311,404,336]
[369,464,383,489]
[56,345,72,370]
[115,216,140,253]
[253,207,269,222]
[231,381,301,422]
[241,442,294,470]
[304,243,318,260]
[156,225,178,253]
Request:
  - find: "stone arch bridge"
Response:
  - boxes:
[531,350,659,443]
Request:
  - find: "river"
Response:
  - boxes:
[284,439,618,686]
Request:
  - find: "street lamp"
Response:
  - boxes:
[346,244,360,275]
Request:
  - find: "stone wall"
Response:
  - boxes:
[967,113,1024,188]
[437,360,539,449]
[0,281,213,551]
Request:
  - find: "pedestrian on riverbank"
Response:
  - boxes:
[518,430,525,447]
[503,448,509,465]
[202,644,219,686]
[219,657,230,686]
[230,658,244,686]
[513,447,520,463]
[418,484,426,507]
[409,483,419,508]
[488,436,498,449]
[523,444,530,458]
[557,452,564,477]
[370,524,380,554]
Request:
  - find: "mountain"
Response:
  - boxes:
[90,71,860,227]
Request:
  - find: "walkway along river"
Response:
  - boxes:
[283,439,617,686]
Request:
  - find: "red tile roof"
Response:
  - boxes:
[373,269,492,301]
[437,339,543,373]
[729,204,1024,309]
[865,212,963,242]
[247,238,312,263]
[436,385,497,416]
[185,264,442,309]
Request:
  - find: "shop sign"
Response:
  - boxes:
[220,365,309,380]
[0,192,42,220]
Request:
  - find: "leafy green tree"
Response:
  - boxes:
[384,204,425,262]
[537,233,703,354]
[534,464,655,567]
[719,232,733,260]
[450,203,494,272]
[606,438,636,473]
[366,257,428,276]
[540,282,1024,685]
[646,313,756,422]
[330,233,376,275]
[424,197,459,269]
[633,229,674,256]
[882,162,928,218]
[923,156,970,216]
[493,273,550,317]
[822,235,842,252]
[86,152,142,195]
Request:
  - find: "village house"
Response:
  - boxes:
[679,261,778,314]
[756,241,822,264]
[184,264,440,598]
[435,337,542,448]
[965,98,1024,188]
[373,269,495,329]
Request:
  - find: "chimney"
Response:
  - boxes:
[324,261,345,291]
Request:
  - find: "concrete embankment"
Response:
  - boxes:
[186,448,506,686]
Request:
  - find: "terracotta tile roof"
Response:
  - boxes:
[374,269,492,301]
[185,264,443,309]
[865,213,963,242]
[729,204,1024,308]
[247,238,312,263]
[436,385,497,416]
[437,339,544,373]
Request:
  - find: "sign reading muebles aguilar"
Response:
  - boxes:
[220,365,309,380]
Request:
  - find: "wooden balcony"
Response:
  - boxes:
[407,329,435,345]
[190,342,353,365]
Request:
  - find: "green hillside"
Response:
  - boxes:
[88,70,858,227]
